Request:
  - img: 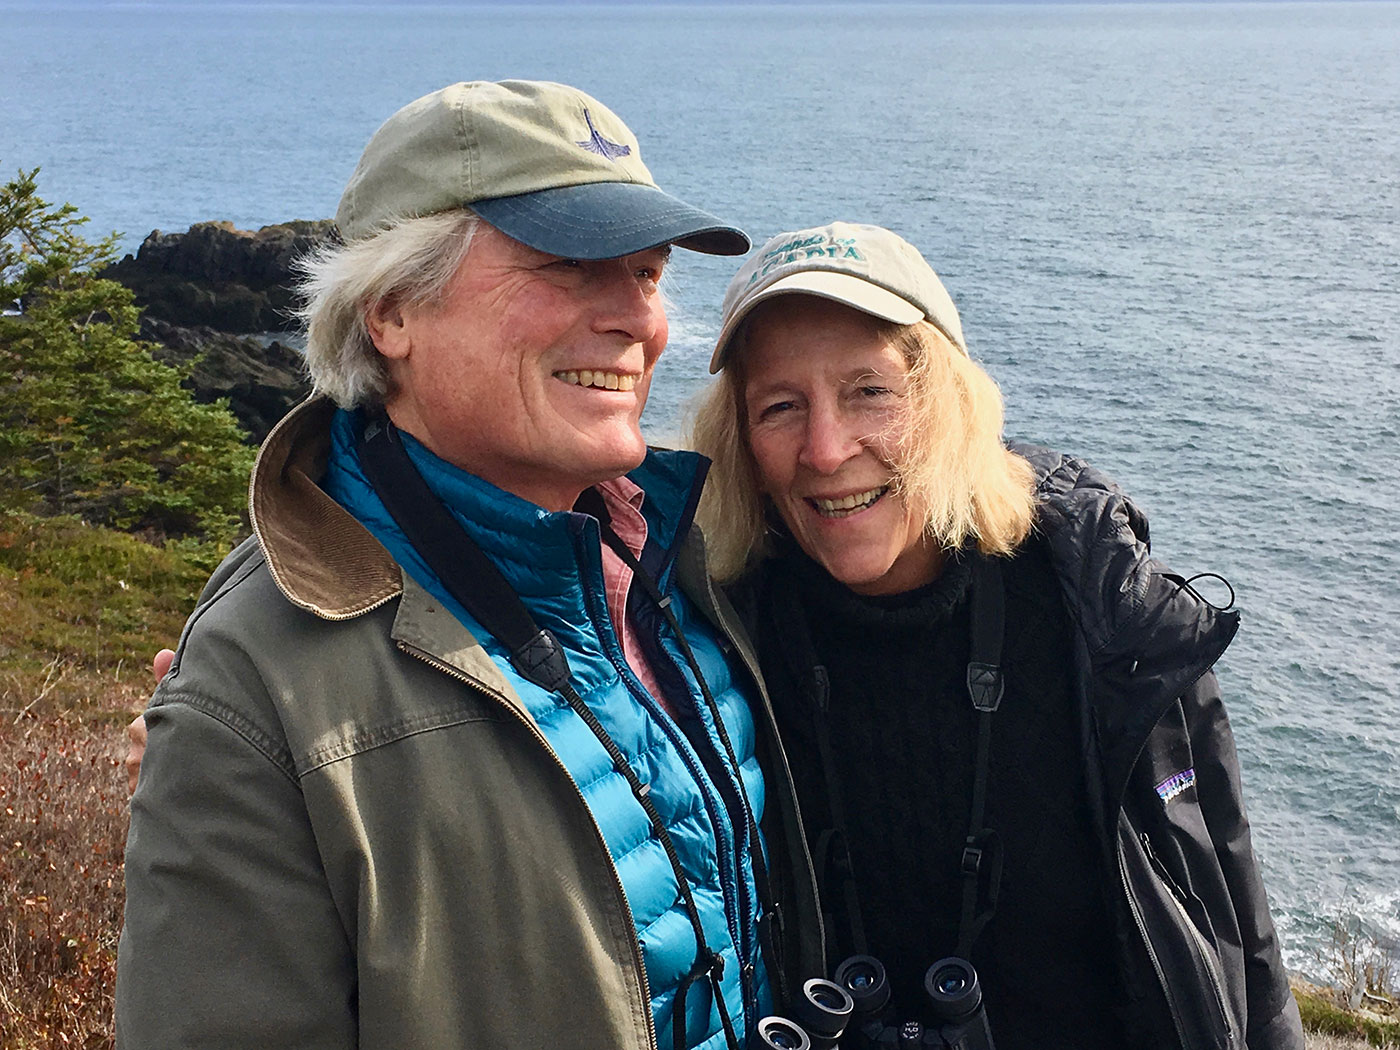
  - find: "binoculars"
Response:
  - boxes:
[753,955,994,1050]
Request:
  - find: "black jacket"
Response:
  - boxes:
[1012,445,1302,1050]
[737,446,1303,1050]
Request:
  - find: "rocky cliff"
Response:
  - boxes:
[104,220,333,442]
[105,219,336,333]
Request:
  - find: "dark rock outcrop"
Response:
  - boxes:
[141,317,311,445]
[105,219,337,333]
[103,219,334,443]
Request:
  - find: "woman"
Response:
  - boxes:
[691,222,1303,1050]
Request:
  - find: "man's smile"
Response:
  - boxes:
[553,369,639,391]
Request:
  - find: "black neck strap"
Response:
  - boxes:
[957,554,1005,959]
[358,414,571,693]
[357,414,740,1050]
[766,573,870,962]
[774,552,1007,964]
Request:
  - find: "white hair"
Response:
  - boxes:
[295,210,480,407]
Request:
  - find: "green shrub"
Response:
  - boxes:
[0,169,254,546]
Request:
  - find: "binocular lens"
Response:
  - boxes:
[834,954,892,1014]
[935,969,967,995]
[754,1016,811,1050]
[924,957,983,1024]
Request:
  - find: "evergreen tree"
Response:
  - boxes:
[0,169,255,543]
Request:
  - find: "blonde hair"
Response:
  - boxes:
[296,210,480,408]
[691,312,1037,583]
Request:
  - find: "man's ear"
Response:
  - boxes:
[366,298,411,360]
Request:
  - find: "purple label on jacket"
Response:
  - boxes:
[1155,768,1196,804]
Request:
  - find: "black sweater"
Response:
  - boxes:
[746,537,1132,1050]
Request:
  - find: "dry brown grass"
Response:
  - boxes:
[0,514,207,1049]
[1,711,130,1050]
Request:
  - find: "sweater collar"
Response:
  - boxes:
[771,539,974,635]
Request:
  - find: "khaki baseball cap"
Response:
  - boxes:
[709,221,966,373]
[336,80,748,258]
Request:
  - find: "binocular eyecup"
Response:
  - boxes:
[924,957,984,1027]
[753,978,854,1049]
[751,954,994,1050]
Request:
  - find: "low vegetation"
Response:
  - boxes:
[1,168,248,1049]
[0,514,229,1048]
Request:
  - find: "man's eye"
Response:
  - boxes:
[554,259,583,269]
[858,385,893,399]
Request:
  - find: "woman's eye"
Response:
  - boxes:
[757,400,796,420]
[859,385,892,399]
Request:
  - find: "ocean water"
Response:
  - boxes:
[3,1,1397,977]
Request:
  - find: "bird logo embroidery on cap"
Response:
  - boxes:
[576,109,631,160]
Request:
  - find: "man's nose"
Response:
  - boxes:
[592,266,663,344]
[798,404,862,475]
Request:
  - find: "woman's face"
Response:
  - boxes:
[741,296,942,596]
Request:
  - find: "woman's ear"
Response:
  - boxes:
[366,298,411,360]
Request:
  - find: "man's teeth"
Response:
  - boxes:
[556,370,636,391]
[812,487,886,517]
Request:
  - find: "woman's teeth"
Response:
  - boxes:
[811,487,886,518]
[555,370,636,391]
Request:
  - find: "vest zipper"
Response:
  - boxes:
[580,531,757,1034]
[395,640,659,1050]
[642,620,758,1026]
[589,587,755,1033]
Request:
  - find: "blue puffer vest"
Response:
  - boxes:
[323,410,771,1050]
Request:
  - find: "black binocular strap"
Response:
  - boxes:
[958,554,1006,960]
[357,415,739,1050]
[766,578,870,965]
[595,521,788,1009]
[770,554,1007,967]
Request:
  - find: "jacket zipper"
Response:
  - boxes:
[1139,833,1236,1047]
[1104,648,1240,1050]
[695,561,825,997]
[396,640,659,1050]
[1117,844,1190,1050]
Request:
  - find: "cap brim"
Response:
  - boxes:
[472,182,749,260]
[708,271,924,373]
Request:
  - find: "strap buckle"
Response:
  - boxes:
[960,842,984,877]
[966,662,1003,712]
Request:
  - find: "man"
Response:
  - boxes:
[117,80,822,1050]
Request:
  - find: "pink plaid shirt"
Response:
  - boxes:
[596,476,676,718]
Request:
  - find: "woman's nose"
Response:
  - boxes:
[797,406,862,474]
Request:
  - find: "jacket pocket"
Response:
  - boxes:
[1119,820,1238,1050]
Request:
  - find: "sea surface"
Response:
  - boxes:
[3,0,1397,979]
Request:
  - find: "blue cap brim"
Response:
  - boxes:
[471,182,749,260]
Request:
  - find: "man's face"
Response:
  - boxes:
[372,223,670,511]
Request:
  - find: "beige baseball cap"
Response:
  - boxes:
[336,80,748,258]
[709,221,966,372]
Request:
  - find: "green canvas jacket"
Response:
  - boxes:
[116,398,823,1049]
